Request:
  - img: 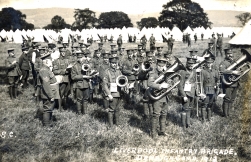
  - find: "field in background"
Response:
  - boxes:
[0,39,251,162]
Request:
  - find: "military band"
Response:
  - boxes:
[5,38,249,141]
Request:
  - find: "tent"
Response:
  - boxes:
[229,20,251,45]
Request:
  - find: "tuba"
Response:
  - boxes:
[222,48,251,85]
[142,61,151,71]
[82,64,90,71]
[116,75,128,87]
[147,57,186,101]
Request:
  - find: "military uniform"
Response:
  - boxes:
[178,57,197,129]
[200,57,219,121]
[117,35,123,50]
[140,35,147,50]
[5,48,21,99]
[219,49,239,117]
[202,41,216,58]
[216,35,223,57]
[167,35,175,52]
[149,35,156,51]
[19,47,30,88]
[102,56,124,127]
[92,50,103,101]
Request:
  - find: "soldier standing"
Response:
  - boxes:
[19,46,30,88]
[5,48,21,99]
[92,50,103,102]
[194,33,197,43]
[102,56,124,127]
[117,35,123,51]
[133,34,137,43]
[148,55,172,138]
[187,34,191,47]
[216,34,223,57]
[149,34,156,51]
[178,57,197,129]
[201,33,204,41]
[219,49,240,118]
[140,35,147,50]
[167,35,175,52]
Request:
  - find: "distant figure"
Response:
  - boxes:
[129,35,133,43]
[109,35,114,43]
[182,34,186,43]
[216,34,223,57]
[117,35,123,50]
[212,32,215,39]
[230,32,236,39]
[140,35,147,50]
[187,34,191,47]
[201,33,204,41]
[167,35,175,52]
[104,34,107,42]
[133,34,136,43]
[149,34,156,51]
[194,33,197,43]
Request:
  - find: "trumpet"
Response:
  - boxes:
[133,64,140,72]
[141,61,151,71]
[147,57,186,101]
[116,75,128,87]
[82,64,90,71]
[222,48,251,85]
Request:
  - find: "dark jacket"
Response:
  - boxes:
[5,56,19,76]
[19,53,30,70]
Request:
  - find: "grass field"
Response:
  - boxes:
[0,39,251,162]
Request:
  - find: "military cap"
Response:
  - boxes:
[205,56,215,63]
[186,57,196,64]
[111,49,118,54]
[109,56,118,63]
[156,46,164,51]
[72,43,80,48]
[126,49,134,54]
[83,50,91,55]
[84,43,91,48]
[94,50,101,54]
[110,44,116,48]
[76,51,84,56]
[208,40,214,45]
[103,53,109,59]
[98,42,103,46]
[7,48,15,52]
[156,55,168,62]
[121,47,125,51]
[32,43,40,47]
[62,40,68,44]
[59,48,66,52]
[224,48,232,54]
[189,48,198,53]
[58,44,64,49]
[21,46,29,51]
[146,51,154,57]
[38,47,46,51]
[78,40,84,45]
[138,44,143,49]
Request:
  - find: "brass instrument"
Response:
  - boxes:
[133,64,140,72]
[147,57,186,101]
[116,75,128,87]
[222,49,251,85]
[82,64,90,71]
[141,61,151,71]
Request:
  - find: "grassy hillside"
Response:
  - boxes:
[0,39,250,162]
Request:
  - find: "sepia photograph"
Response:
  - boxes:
[0,0,251,161]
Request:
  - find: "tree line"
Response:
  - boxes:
[0,0,250,32]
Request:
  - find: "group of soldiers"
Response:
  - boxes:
[5,35,245,139]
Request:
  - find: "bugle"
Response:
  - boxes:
[141,61,151,71]
[133,64,140,72]
[82,64,90,71]
[116,75,128,87]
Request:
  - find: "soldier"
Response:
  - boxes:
[102,56,124,127]
[52,46,71,111]
[62,41,72,58]
[178,57,197,129]
[194,33,197,43]
[110,44,116,51]
[202,41,216,58]
[187,34,191,47]
[154,46,163,63]
[133,34,137,43]
[71,51,93,114]
[149,34,156,51]
[97,42,105,54]
[38,57,57,126]
[148,55,172,138]
[117,35,123,51]
[92,50,103,102]
[5,48,21,99]
[19,46,30,88]
[140,35,147,50]
[167,35,175,52]
[219,49,240,118]
[216,34,223,57]
[201,33,204,41]
[109,35,114,43]
[200,57,219,122]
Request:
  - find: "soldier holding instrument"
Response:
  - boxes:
[19,46,30,89]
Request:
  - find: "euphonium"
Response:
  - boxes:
[147,57,186,101]
[222,48,251,85]
[142,61,151,71]
[116,75,128,87]
[82,64,90,71]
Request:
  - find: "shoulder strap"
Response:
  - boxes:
[186,70,194,83]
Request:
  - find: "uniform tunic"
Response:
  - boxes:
[122,58,138,81]
[5,56,20,85]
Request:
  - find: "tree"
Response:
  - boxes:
[43,15,71,32]
[72,8,98,30]
[158,0,212,31]
[137,17,159,30]
[98,11,133,29]
[235,12,251,26]
[0,7,34,31]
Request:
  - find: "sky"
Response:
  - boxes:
[0,0,251,14]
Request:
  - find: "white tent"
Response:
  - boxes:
[229,20,251,45]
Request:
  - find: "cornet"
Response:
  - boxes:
[82,64,90,71]
[116,75,128,87]
[133,64,140,72]
[141,61,151,71]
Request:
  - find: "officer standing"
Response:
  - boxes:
[167,35,175,52]
[117,35,123,51]
[187,34,191,47]
[19,46,30,88]
[92,50,103,102]
[102,56,124,127]
[140,35,147,50]
[149,34,156,51]
[216,34,223,57]
[148,55,171,138]
[5,48,21,99]
[194,33,197,43]
[178,57,197,129]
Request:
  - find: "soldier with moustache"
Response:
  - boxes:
[5,48,21,99]
[148,55,172,138]
[52,45,71,111]
[200,57,219,122]
[122,49,139,103]
[71,51,94,114]
[178,57,198,129]
[102,56,125,127]
[219,49,240,118]
[19,46,30,89]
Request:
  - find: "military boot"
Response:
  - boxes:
[201,108,207,123]
[13,86,17,98]
[9,86,13,99]
[186,110,191,128]
[151,116,158,139]
[58,99,62,112]
[228,103,232,117]
[82,101,88,114]
[143,103,150,120]
[76,102,82,115]
[43,112,51,127]
[89,93,94,104]
[159,115,167,136]
[114,111,120,126]
[62,98,67,110]
[149,103,153,116]
[207,108,212,121]
[222,102,228,117]
[181,112,186,130]
[107,112,114,127]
